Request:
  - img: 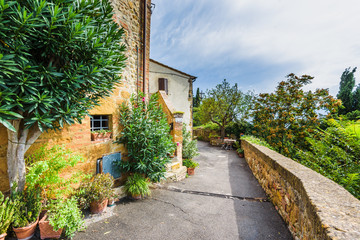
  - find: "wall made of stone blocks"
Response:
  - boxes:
[193,128,219,142]
[0,0,151,192]
[241,140,360,240]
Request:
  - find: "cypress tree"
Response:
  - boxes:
[337,67,357,115]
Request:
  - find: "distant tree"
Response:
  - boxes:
[352,85,360,111]
[193,88,201,107]
[198,80,253,138]
[337,67,358,114]
[0,0,126,192]
[252,74,340,157]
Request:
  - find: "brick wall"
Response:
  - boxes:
[242,140,360,240]
[0,0,152,192]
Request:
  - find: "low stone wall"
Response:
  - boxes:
[193,128,218,141]
[241,140,360,240]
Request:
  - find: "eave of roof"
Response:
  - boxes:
[150,58,197,80]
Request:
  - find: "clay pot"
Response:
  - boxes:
[0,233,7,240]
[39,214,63,240]
[107,198,116,207]
[131,194,142,200]
[90,199,108,214]
[13,217,39,240]
[187,168,195,175]
[238,153,244,158]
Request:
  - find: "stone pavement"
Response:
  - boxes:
[73,141,292,240]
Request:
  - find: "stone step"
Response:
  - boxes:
[163,166,187,183]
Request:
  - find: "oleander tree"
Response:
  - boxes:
[0,0,126,192]
[252,74,341,157]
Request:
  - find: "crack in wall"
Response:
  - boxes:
[161,186,269,202]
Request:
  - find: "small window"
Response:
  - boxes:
[90,115,109,131]
[158,78,168,94]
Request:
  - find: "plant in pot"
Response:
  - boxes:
[107,191,118,207]
[0,192,17,240]
[183,159,199,175]
[24,145,86,239]
[39,197,84,239]
[236,148,244,158]
[123,173,151,200]
[91,129,112,141]
[11,186,42,240]
[77,173,114,214]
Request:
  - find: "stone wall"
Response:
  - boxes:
[0,0,152,192]
[241,140,360,240]
[193,128,219,142]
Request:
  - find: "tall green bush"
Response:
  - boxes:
[116,93,176,182]
[182,125,199,160]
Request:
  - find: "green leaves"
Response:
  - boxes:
[198,79,254,138]
[0,0,126,132]
[116,92,176,182]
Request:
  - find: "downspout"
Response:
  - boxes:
[142,0,147,94]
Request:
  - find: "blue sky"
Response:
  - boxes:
[150,0,360,96]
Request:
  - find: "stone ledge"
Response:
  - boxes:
[242,140,360,240]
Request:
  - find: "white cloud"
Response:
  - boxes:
[150,0,360,95]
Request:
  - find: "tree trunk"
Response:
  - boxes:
[220,127,226,139]
[6,122,42,193]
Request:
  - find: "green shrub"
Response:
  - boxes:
[25,145,85,200]
[116,93,176,182]
[182,125,199,160]
[225,121,254,138]
[295,119,360,199]
[11,186,42,228]
[0,191,17,234]
[123,173,150,198]
[47,197,84,238]
[183,159,199,169]
[241,135,275,150]
[75,173,114,208]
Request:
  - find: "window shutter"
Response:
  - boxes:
[158,78,168,94]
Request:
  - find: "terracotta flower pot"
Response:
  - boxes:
[39,214,63,240]
[131,194,142,200]
[107,198,116,206]
[13,217,39,240]
[0,233,7,240]
[90,199,108,214]
[187,167,195,175]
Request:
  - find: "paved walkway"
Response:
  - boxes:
[74,141,292,240]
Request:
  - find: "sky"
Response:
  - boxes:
[149,0,360,96]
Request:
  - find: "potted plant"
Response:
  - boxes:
[0,192,17,240]
[183,159,199,175]
[77,173,114,214]
[123,173,151,200]
[236,148,244,158]
[39,197,84,239]
[91,129,112,141]
[107,191,118,207]
[11,187,42,240]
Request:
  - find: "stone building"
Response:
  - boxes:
[0,0,153,192]
[149,59,197,131]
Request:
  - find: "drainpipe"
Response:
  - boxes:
[142,0,147,94]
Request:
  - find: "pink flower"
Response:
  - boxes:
[177,142,180,146]
[142,97,145,102]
